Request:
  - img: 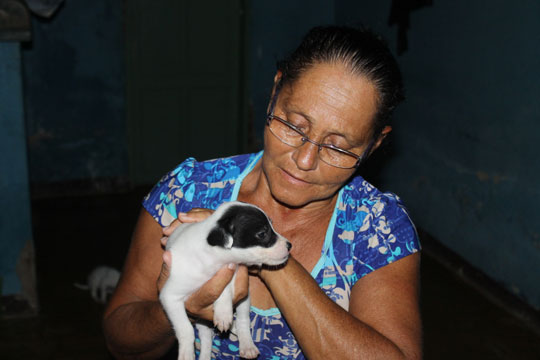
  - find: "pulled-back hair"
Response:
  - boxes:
[277,25,404,139]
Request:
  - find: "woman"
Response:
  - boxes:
[103,26,422,359]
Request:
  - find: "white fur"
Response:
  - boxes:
[159,201,290,360]
[74,265,120,304]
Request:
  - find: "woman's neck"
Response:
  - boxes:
[238,160,338,228]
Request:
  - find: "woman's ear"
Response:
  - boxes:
[273,70,282,85]
[266,71,283,114]
[372,125,392,153]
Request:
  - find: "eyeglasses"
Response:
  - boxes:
[266,113,370,169]
[265,79,375,169]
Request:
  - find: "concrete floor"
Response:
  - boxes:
[1,187,539,359]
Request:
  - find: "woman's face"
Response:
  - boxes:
[262,62,383,208]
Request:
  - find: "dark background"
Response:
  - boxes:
[1,1,539,359]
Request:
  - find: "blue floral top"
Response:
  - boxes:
[143,152,420,360]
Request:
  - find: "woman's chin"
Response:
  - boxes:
[269,185,333,209]
[261,156,341,209]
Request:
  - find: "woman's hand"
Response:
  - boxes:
[157,208,215,292]
[185,264,249,321]
[164,208,215,237]
[157,207,249,323]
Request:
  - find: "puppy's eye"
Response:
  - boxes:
[255,229,267,240]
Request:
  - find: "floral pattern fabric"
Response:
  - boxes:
[143,152,420,359]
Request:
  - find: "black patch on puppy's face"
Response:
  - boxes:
[207,205,277,249]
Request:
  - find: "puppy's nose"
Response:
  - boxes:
[286,241,292,251]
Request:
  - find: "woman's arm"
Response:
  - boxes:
[103,209,248,360]
[259,252,422,360]
[103,209,175,359]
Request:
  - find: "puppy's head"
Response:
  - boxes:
[207,202,291,266]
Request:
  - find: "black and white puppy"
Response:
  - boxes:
[159,201,291,360]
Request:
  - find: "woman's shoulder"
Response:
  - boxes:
[142,153,259,226]
[337,175,420,271]
[341,175,408,216]
[163,152,258,183]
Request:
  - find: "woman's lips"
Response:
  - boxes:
[281,169,310,185]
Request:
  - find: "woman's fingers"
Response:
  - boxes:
[163,208,214,237]
[163,219,181,236]
[188,264,237,304]
[184,264,236,321]
[233,265,249,303]
[160,236,168,247]
[156,250,172,292]
[184,263,249,322]
[178,208,214,223]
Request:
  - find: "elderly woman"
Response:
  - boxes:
[103,26,421,359]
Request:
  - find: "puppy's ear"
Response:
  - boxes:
[207,227,233,249]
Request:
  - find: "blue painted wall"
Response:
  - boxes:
[248,0,335,141]
[22,1,126,185]
[0,43,33,296]
[249,1,540,309]
[335,1,540,309]
[10,1,539,309]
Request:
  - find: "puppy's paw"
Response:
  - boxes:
[213,298,234,332]
[214,313,233,332]
[178,347,195,360]
[213,311,233,332]
[239,343,260,359]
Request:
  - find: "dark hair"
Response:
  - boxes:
[277,25,405,140]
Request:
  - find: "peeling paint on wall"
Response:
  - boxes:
[15,239,38,312]
[0,42,37,316]
[21,1,127,187]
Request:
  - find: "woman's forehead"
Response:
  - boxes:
[278,63,378,139]
[283,63,377,111]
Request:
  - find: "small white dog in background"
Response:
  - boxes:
[74,265,120,304]
[159,201,291,360]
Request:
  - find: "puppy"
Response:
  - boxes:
[159,201,291,360]
[74,266,120,304]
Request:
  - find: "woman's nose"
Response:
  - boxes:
[292,140,319,171]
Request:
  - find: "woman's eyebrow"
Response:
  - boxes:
[279,92,368,146]
[279,97,317,124]
[284,106,365,147]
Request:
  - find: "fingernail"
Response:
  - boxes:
[228,263,236,270]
